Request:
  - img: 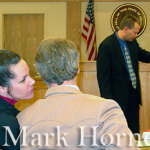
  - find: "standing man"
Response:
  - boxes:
[96,15,150,134]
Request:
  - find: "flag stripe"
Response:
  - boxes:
[87,25,94,50]
[82,33,87,41]
[85,17,90,25]
[81,0,97,60]
[83,25,89,32]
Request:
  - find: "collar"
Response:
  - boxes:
[44,85,82,99]
[61,85,79,90]
[0,95,18,106]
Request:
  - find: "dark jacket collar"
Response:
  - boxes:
[0,97,20,115]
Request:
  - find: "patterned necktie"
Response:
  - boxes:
[124,44,136,89]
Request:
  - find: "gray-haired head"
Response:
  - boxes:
[35,38,79,86]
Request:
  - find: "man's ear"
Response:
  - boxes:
[124,26,128,31]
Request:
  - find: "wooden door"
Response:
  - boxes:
[3,14,44,76]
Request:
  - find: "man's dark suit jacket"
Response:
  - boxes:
[96,32,150,111]
[0,97,20,150]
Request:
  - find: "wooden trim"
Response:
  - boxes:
[86,0,150,1]
[80,61,96,71]
[33,62,150,77]
[0,0,73,2]
[66,1,81,55]
[139,62,150,72]
[79,61,150,72]
[141,148,150,150]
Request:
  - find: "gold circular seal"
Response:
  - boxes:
[110,3,147,37]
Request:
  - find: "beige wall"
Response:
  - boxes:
[81,2,150,60]
[0,2,66,49]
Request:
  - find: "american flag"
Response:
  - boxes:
[82,0,97,60]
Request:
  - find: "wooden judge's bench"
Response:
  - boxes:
[15,61,150,134]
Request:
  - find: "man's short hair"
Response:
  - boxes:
[0,50,21,87]
[119,15,140,30]
[35,38,79,86]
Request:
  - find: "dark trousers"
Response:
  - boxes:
[123,82,139,134]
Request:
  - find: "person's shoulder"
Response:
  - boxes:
[101,32,115,43]
[0,110,19,128]
[82,93,120,108]
[17,98,44,122]
[20,98,44,113]
[78,93,122,120]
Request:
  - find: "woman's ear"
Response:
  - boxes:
[0,86,8,96]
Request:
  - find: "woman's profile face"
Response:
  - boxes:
[6,59,35,100]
